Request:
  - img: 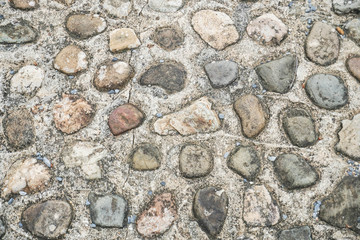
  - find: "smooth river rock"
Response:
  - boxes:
[227,146,261,180]
[66,14,107,39]
[108,104,144,135]
[205,60,238,88]
[179,144,213,178]
[346,55,360,81]
[129,143,161,171]
[54,45,88,75]
[94,61,133,91]
[0,21,37,44]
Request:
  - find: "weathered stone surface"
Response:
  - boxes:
[255,55,296,93]
[227,146,260,181]
[0,218,5,238]
[332,0,360,14]
[54,45,88,75]
[88,193,128,228]
[282,108,317,147]
[108,104,144,135]
[22,200,72,239]
[148,0,183,13]
[154,97,221,135]
[53,94,95,134]
[66,14,107,39]
[246,13,288,45]
[345,19,360,46]
[204,60,238,88]
[0,21,37,44]
[10,65,44,96]
[9,0,38,10]
[137,193,177,238]
[305,74,348,110]
[278,226,312,240]
[109,28,140,52]
[346,56,360,81]
[153,26,184,51]
[94,61,133,91]
[192,10,239,50]
[274,154,318,189]
[243,185,281,227]
[319,176,360,234]
[55,0,74,6]
[234,94,268,138]
[305,22,339,66]
[193,187,228,237]
[179,144,213,178]
[129,144,161,171]
[140,63,186,93]
[103,0,131,17]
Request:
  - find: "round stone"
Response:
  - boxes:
[54,45,88,75]
[129,144,161,171]
[65,14,107,39]
[153,26,184,51]
[10,65,44,96]
[9,0,38,10]
[109,28,141,52]
[227,146,261,181]
[179,144,213,178]
[0,21,37,44]
[345,19,360,47]
[108,104,144,135]
[204,60,238,88]
[346,56,360,81]
[103,0,131,17]
[94,61,133,91]
[148,0,183,13]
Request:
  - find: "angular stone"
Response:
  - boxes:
[108,104,144,135]
[94,61,133,91]
[66,14,107,39]
[255,55,296,93]
[234,94,268,138]
[305,74,348,110]
[332,0,360,14]
[140,63,186,93]
[305,22,339,66]
[22,200,72,239]
[88,193,128,228]
[227,146,260,181]
[154,97,221,135]
[0,21,37,44]
[243,185,281,227]
[148,0,183,13]
[9,0,38,10]
[3,108,35,150]
[137,193,177,238]
[344,19,360,46]
[282,108,317,147]
[54,45,88,75]
[246,13,288,45]
[319,176,360,234]
[179,144,213,178]
[53,94,95,134]
[0,218,5,238]
[153,26,184,51]
[109,28,141,52]
[278,226,312,240]
[346,56,360,81]
[129,144,161,171]
[103,0,131,17]
[10,65,44,96]
[192,10,239,50]
[193,187,228,237]
[204,60,238,88]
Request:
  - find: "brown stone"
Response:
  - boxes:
[109,28,141,52]
[94,61,133,91]
[9,0,38,9]
[346,56,360,82]
[108,104,144,135]
[54,45,88,75]
[66,14,107,39]
[153,26,184,51]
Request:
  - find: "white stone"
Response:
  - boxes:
[10,65,45,95]
[335,113,360,160]
[103,0,132,17]
[148,0,183,13]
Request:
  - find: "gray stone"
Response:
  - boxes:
[344,19,360,47]
[227,146,260,181]
[193,187,228,237]
[278,226,312,240]
[179,144,213,178]
[148,0,183,13]
[0,217,6,238]
[305,74,348,110]
[204,60,238,88]
[333,0,360,14]
[65,14,107,39]
[153,26,184,51]
[103,0,131,17]
[129,144,161,171]
[346,56,360,81]
[0,21,37,44]
[255,55,296,93]
[88,193,128,228]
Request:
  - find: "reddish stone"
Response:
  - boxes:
[108,104,144,135]
[346,56,360,81]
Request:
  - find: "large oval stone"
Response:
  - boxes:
[227,146,261,181]
[179,144,213,178]
[54,45,88,75]
[108,104,144,135]
[0,21,37,44]
[94,61,133,91]
[153,26,184,51]
[66,14,107,39]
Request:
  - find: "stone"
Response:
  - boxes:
[103,0,131,18]
[274,154,318,189]
[179,144,213,178]
[109,28,141,52]
[140,63,186,93]
[0,218,5,238]
[192,10,239,50]
[22,200,72,239]
[1,158,51,199]
[129,144,161,171]
[346,56,360,81]
[136,193,177,238]
[0,21,37,44]
[193,187,228,237]
[227,146,261,181]
[278,226,312,240]
[344,19,360,46]
[153,97,221,135]
[10,65,44,96]
[319,176,360,234]
[3,108,35,150]
[53,94,95,134]
[282,108,317,147]
[54,45,88,75]
[108,104,144,135]
[246,13,288,45]
[332,0,360,14]
[66,14,107,39]
[55,0,74,5]
[153,26,184,51]
[234,94,268,138]
[94,61,133,91]
[88,193,128,227]
[305,22,339,66]
[148,0,183,13]
[9,0,38,10]
[255,55,296,93]
[305,74,348,110]
[243,185,281,227]
[204,60,238,88]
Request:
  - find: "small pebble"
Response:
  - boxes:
[156,113,163,118]
[160,181,166,186]
[36,152,41,157]
[127,215,136,224]
[224,152,230,159]
[282,214,288,220]
[56,177,63,182]
[305,31,309,36]
[262,89,267,93]
[159,59,164,63]
[252,84,257,88]
[148,190,153,195]
[307,19,312,24]
[243,178,248,183]
[311,6,317,11]
[132,78,137,83]
[19,191,27,196]
[218,113,225,120]
[8,198,14,205]
[114,89,120,94]
[70,89,78,95]
[268,156,276,161]
[108,90,115,94]
[19,222,23,228]
[307,25,311,29]
[85,200,91,206]
[305,9,311,13]
[308,0,311,3]
[10,70,15,75]
[69,75,74,79]
[288,1,293,7]
[348,160,355,165]
[90,223,96,228]
[163,95,168,99]
[42,157,52,168]
[0,15,4,20]
[112,57,118,62]
[236,142,241,146]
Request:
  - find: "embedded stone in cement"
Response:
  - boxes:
[346,56,360,81]
[65,14,107,39]
[108,104,144,135]
[0,21,37,44]
[332,0,360,14]
[129,144,161,171]
[204,60,238,88]
[148,0,183,13]
[10,65,44,96]
[53,45,88,75]
[227,146,261,181]
[9,0,38,10]
[278,226,312,240]
[0,218,5,238]
[94,61,133,91]
[103,0,132,17]
[153,26,184,51]
[179,144,213,178]
[344,19,360,47]
[109,28,141,52]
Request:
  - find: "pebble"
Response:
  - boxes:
[90,223,96,228]
[148,0,183,13]
[9,0,38,10]
[160,181,166,186]
[268,156,276,161]
[156,113,163,118]
[278,226,312,240]
[108,103,144,135]
[332,0,360,14]
[218,113,225,119]
[8,198,14,205]
[94,61,133,91]
[54,45,88,75]
[10,65,44,96]
[227,146,261,181]
[204,60,238,88]
[128,215,136,224]
[109,28,141,52]
[103,0,131,17]
[344,18,360,46]
[179,144,213,178]
[129,143,161,171]
[55,0,74,5]
[346,56,360,81]
[335,113,360,160]
[56,177,63,182]
[66,14,107,39]
[153,26,184,51]
[0,21,37,44]
[0,218,5,238]
[313,200,322,218]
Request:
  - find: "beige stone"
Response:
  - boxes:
[10,65,44,96]
[109,28,141,52]
[94,61,133,91]
[9,0,38,10]
[66,14,107,39]
[335,113,360,160]
[54,45,88,75]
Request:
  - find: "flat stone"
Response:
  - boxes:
[193,187,228,237]
[0,218,5,238]
[246,13,288,45]
[255,55,296,93]
[129,144,161,171]
[274,154,318,189]
[332,0,360,14]
[109,28,141,52]
[94,61,133,91]
[103,0,131,17]
[344,19,360,46]
[305,22,339,66]
[53,94,95,134]
[153,26,184,51]
[88,193,128,228]
[0,21,37,44]
[10,65,44,96]
[3,108,35,150]
[346,56,360,81]
[137,193,177,238]
[54,45,88,75]
[282,108,317,147]
[66,14,107,39]
[9,0,38,9]
[192,10,239,50]
[148,0,183,13]
[227,146,261,181]
[204,60,238,88]
[278,226,312,240]
[179,144,213,178]
[319,176,360,234]
[22,200,72,239]
[154,97,221,135]
[234,94,268,138]
[140,63,186,93]
[305,74,348,109]
[243,185,281,227]
[108,103,144,135]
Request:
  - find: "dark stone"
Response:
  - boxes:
[153,26,184,51]
[179,144,213,178]
[278,226,312,240]
[227,146,260,180]
[129,143,161,171]
[0,21,37,44]
[204,60,238,88]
